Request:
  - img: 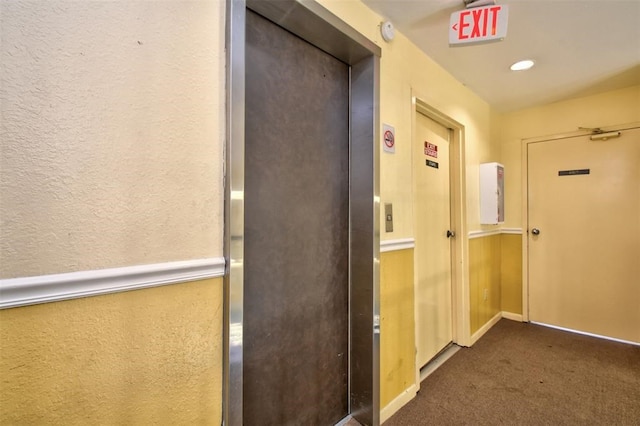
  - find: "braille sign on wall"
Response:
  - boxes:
[559,169,590,176]
[383,123,395,154]
[425,141,438,158]
[426,160,439,169]
[449,4,509,46]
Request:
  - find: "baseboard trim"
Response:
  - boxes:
[380,383,419,424]
[501,311,523,322]
[531,321,640,347]
[0,258,225,309]
[470,311,502,345]
[380,238,415,253]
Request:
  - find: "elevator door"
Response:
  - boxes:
[528,128,640,343]
[244,10,350,425]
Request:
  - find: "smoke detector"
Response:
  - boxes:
[381,21,395,42]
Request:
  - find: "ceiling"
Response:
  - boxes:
[361,0,640,112]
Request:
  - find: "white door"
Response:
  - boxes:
[414,111,453,368]
[528,127,640,343]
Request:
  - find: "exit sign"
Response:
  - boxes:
[449,5,509,46]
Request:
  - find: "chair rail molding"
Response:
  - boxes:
[0,258,225,309]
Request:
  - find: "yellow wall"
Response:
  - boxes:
[317,0,498,237]
[0,278,223,425]
[500,85,640,229]
[380,249,415,407]
[501,234,523,315]
[468,235,502,334]
[1,0,225,422]
[316,0,501,405]
[468,233,524,332]
[496,85,639,321]
[7,0,633,421]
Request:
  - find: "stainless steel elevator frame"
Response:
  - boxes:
[224,0,381,424]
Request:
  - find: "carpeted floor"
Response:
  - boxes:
[385,319,640,425]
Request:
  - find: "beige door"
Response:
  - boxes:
[528,127,640,343]
[414,112,453,368]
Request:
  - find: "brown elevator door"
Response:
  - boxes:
[244,10,350,425]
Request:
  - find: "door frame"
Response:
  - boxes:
[520,122,640,324]
[224,1,381,425]
[411,96,469,388]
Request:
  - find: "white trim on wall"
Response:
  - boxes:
[380,383,419,424]
[470,311,502,345]
[468,229,501,239]
[468,228,523,239]
[0,258,225,309]
[501,228,523,235]
[380,238,415,253]
[502,311,523,322]
[531,321,640,347]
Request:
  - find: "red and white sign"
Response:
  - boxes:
[425,141,438,158]
[449,5,508,46]
[382,123,395,153]
[384,131,394,148]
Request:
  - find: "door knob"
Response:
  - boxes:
[447,230,455,238]
[531,228,540,235]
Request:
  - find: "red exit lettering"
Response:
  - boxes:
[449,5,508,46]
[457,6,501,40]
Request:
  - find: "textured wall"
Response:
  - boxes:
[469,235,502,334]
[501,234,523,315]
[0,0,225,278]
[380,249,415,407]
[0,278,223,424]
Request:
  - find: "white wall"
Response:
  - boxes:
[0,1,225,278]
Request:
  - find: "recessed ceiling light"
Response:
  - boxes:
[510,59,535,71]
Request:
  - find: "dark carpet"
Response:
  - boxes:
[385,319,640,425]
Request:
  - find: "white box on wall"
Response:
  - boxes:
[479,162,504,224]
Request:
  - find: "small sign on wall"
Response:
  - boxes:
[382,123,395,154]
[425,141,438,158]
[559,169,590,176]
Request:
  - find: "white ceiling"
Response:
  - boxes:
[361,0,640,112]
